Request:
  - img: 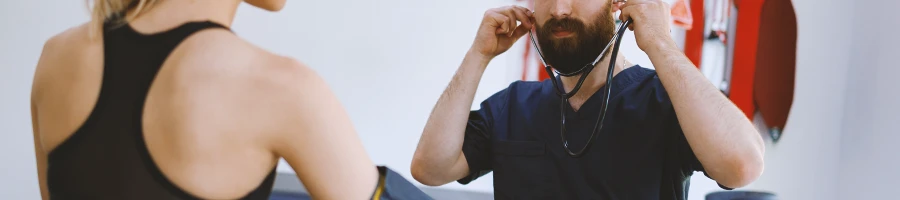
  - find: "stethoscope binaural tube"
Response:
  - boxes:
[529,17,633,157]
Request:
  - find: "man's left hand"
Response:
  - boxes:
[619,0,677,53]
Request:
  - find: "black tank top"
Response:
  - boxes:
[46,19,277,200]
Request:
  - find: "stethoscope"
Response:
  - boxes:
[528,8,633,158]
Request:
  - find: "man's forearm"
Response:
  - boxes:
[647,45,765,188]
[412,50,490,185]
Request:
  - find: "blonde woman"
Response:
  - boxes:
[29,0,427,199]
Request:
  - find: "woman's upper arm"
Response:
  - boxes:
[31,34,62,200]
[264,61,379,200]
[31,99,49,200]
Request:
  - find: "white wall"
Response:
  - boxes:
[838,0,900,199]
[236,0,514,193]
[244,0,680,194]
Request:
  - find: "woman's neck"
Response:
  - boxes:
[128,0,242,33]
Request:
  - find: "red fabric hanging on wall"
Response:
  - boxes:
[729,0,765,119]
[754,0,797,131]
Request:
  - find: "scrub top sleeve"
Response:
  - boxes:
[457,87,510,185]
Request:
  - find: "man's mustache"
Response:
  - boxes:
[541,18,586,33]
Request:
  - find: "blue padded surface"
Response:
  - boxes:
[269,191,311,200]
[706,191,777,200]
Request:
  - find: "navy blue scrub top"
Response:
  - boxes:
[458,66,730,200]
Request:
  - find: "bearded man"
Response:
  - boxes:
[411,0,765,199]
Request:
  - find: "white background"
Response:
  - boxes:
[2,0,898,199]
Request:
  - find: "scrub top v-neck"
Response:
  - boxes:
[458,66,729,200]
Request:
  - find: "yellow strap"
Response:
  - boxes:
[372,173,386,200]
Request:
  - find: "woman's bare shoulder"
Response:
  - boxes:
[170,28,313,79]
[164,29,332,134]
[40,23,101,60]
[32,23,103,100]
[37,23,99,64]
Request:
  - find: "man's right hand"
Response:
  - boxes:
[470,6,534,60]
[412,5,535,186]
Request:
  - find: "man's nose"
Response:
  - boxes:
[550,0,573,19]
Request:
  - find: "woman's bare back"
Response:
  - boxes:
[32,18,378,199]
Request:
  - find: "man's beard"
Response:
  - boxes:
[535,11,616,76]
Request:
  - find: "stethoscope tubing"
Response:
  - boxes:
[529,18,633,157]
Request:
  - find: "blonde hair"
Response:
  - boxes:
[88,0,159,38]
